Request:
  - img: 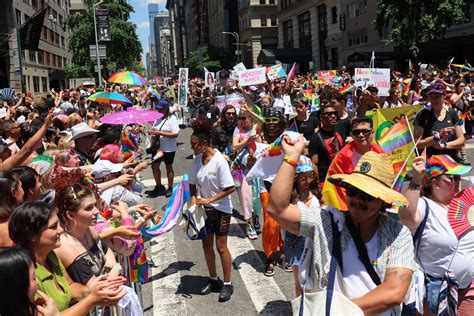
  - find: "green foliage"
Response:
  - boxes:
[65,0,142,78]
[64,64,92,78]
[375,0,468,57]
[184,45,221,77]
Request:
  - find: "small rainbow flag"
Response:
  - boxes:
[377,119,412,153]
[303,89,313,101]
[392,167,407,192]
[122,131,139,160]
[409,60,415,73]
[152,150,164,162]
[338,84,354,94]
[402,78,412,96]
[129,237,148,283]
[451,64,474,72]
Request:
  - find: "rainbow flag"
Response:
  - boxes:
[303,89,313,101]
[455,112,469,126]
[451,64,474,72]
[392,166,407,192]
[377,119,412,153]
[142,174,191,238]
[129,237,148,283]
[408,60,415,73]
[287,62,296,81]
[402,78,412,96]
[122,131,139,160]
[338,84,354,94]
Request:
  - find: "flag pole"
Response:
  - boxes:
[391,136,421,189]
[405,115,419,156]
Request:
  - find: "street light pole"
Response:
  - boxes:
[93,1,103,87]
[222,31,240,63]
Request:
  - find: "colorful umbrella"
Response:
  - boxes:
[108,71,146,85]
[99,108,163,125]
[87,91,132,105]
[448,187,474,238]
[82,81,95,86]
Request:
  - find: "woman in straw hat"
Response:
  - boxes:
[268,134,415,315]
[399,155,473,315]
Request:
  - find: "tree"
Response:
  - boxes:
[65,0,142,78]
[375,0,468,57]
[184,45,221,77]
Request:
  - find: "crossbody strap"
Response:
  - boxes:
[413,197,429,258]
[345,214,381,285]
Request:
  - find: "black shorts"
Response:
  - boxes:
[153,151,176,165]
[204,207,231,236]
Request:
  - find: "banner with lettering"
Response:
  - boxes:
[238,67,267,86]
[354,68,391,96]
[214,93,245,111]
[317,70,337,84]
[266,64,287,81]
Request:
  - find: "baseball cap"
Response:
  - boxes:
[425,155,471,180]
[427,82,446,95]
[155,99,170,109]
[91,159,124,179]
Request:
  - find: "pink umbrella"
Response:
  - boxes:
[99,108,164,125]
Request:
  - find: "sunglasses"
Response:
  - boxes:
[226,112,236,116]
[264,117,280,124]
[351,129,372,137]
[438,174,461,183]
[346,186,376,202]
[323,111,338,117]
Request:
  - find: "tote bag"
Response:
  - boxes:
[179,204,208,240]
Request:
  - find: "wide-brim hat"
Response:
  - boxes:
[328,151,408,207]
[67,122,99,142]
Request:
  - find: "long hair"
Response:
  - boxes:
[0,247,35,316]
[290,171,322,205]
[10,166,39,201]
[219,105,237,132]
[55,183,95,226]
[0,171,21,220]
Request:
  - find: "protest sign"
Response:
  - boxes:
[204,69,215,90]
[238,67,266,86]
[229,70,239,81]
[354,68,391,96]
[267,64,286,81]
[317,70,337,84]
[233,62,247,76]
[214,93,245,111]
[177,68,189,106]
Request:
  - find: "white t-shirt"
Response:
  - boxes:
[152,115,180,152]
[188,151,234,213]
[413,197,474,288]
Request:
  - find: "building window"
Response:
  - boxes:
[331,6,337,24]
[32,0,38,10]
[33,76,40,93]
[29,50,37,63]
[298,11,311,49]
[331,47,338,68]
[45,52,50,65]
[283,20,293,48]
[271,15,277,26]
[260,0,266,4]
[61,36,65,48]
[42,77,48,92]
[346,0,368,19]
[16,10,22,27]
[269,0,275,4]
[348,28,368,46]
[261,15,267,26]
[63,57,67,67]
[38,51,43,64]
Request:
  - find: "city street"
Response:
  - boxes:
[139,125,474,316]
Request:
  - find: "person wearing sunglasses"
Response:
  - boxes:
[211,105,238,158]
[262,107,286,144]
[269,137,415,316]
[399,155,473,315]
[322,116,385,211]
[308,105,346,183]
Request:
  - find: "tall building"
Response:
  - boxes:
[2,0,72,93]
[166,0,186,71]
[154,11,170,76]
[147,3,159,78]
[184,0,208,53]
[207,0,239,52]
[160,28,173,77]
[238,0,278,67]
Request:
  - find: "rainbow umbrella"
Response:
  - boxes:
[108,71,146,85]
[87,91,131,104]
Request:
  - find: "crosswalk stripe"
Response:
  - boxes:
[466,142,474,149]
[150,231,188,315]
[141,176,183,188]
[227,217,291,314]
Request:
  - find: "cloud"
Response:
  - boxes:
[136,21,150,29]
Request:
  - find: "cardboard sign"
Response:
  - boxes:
[317,70,337,84]
[214,93,245,111]
[354,68,391,96]
[229,70,239,80]
[177,68,189,106]
[266,64,286,81]
[238,67,266,86]
[233,62,247,76]
[205,70,215,90]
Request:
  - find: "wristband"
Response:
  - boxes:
[283,157,298,168]
[408,181,421,190]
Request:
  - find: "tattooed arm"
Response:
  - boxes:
[352,268,413,315]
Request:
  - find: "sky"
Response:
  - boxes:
[127,0,168,64]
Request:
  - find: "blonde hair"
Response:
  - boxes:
[55,183,95,225]
[68,113,83,127]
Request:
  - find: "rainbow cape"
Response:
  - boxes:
[141,174,191,238]
[377,119,412,153]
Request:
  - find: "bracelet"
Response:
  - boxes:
[408,181,421,190]
[128,207,136,215]
[283,157,298,168]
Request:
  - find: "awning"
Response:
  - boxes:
[257,48,312,65]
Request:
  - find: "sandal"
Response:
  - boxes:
[284,263,293,273]
[264,262,275,277]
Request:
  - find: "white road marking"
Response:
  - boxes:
[141,176,183,188]
[227,217,291,314]
[465,142,474,149]
[150,231,188,315]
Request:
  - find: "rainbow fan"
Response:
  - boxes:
[448,187,474,238]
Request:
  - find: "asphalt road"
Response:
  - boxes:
[137,124,474,316]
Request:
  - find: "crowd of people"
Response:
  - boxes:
[0,61,472,315]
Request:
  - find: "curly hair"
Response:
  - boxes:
[192,116,212,143]
[55,183,95,226]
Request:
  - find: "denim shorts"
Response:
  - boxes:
[284,232,306,266]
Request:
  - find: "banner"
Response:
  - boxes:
[96,9,111,41]
[266,64,286,81]
[354,68,391,96]
[214,93,244,111]
[317,70,337,84]
[229,70,239,80]
[366,105,422,171]
[233,62,247,76]
[177,68,189,107]
[19,7,46,51]
[238,67,266,86]
[204,69,215,90]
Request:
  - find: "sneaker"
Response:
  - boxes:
[165,189,173,197]
[460,156,472,165]
[253,215,261,233]
[246,221,258,240]
[200,278,222,295]
[145,185,165,195]
[218,284,234,302]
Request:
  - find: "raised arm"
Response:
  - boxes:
[398,156,424,230]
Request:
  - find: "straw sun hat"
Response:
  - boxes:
[328,151,408,207]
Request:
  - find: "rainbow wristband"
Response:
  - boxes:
[283,157,298,168]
